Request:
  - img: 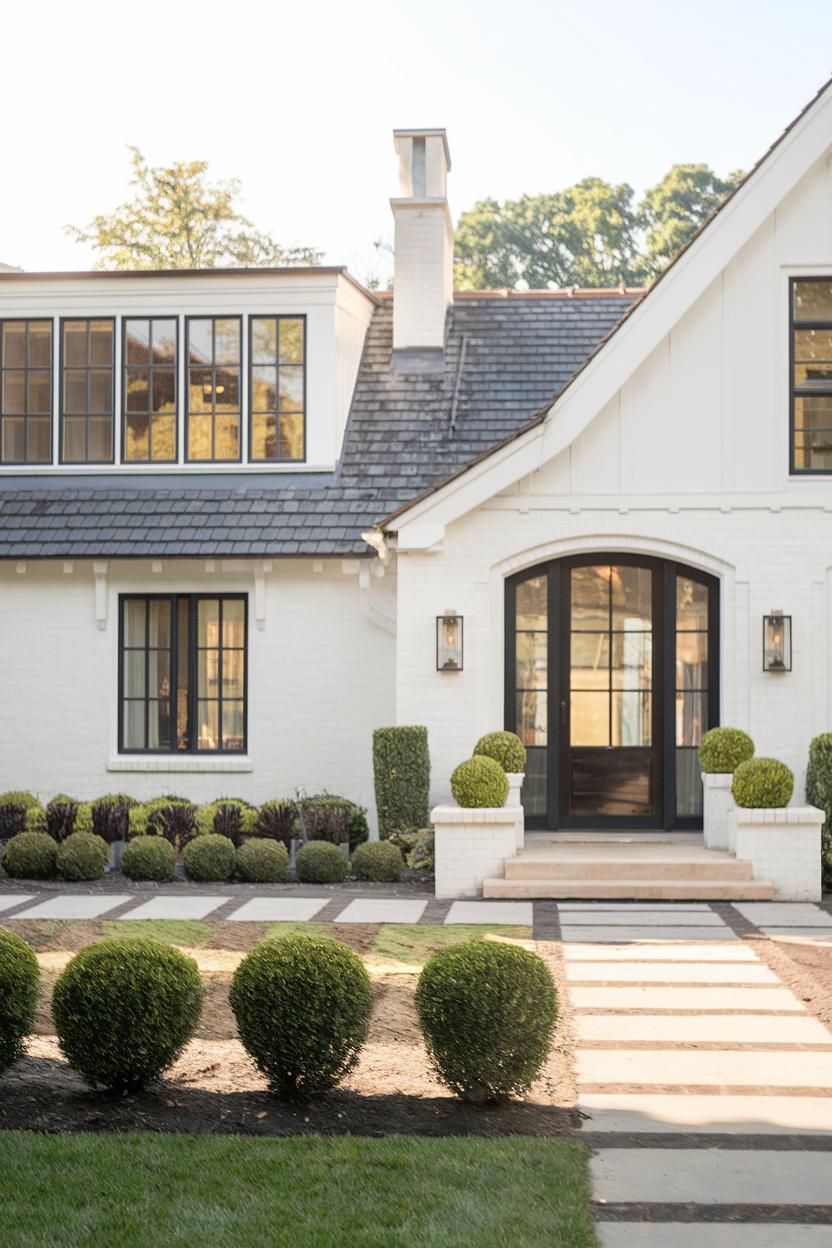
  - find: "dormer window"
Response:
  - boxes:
[249,316,305,461]
[186,316,242,462]
[60,319,115,463]
[791,278,832,473]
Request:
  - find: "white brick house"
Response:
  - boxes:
[3,83,832,836]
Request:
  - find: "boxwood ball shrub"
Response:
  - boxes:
[295,840,348,884]
[373,725,430,838]
[699,726,754,774]
[52,939,204,1091]
[121,835,176,883]
[182,833,236,882]
[56,832,110,882]
[229,932,373,1095]
[416,941,558,1104]
[351,840,404,883]
[0,929,39,1074]
[236,838,290,883]
[451,756,509,809]
[473,731,527,774]
[2,831,57,879]
[732,757,794,808]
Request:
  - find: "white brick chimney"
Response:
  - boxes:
[390,128,452,371]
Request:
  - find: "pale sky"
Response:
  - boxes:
[2,0,831,284]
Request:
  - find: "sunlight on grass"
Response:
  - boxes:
[370,924,532,969]
[100,920,212,947]
[264,921,329,941]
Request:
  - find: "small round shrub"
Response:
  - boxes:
[699,726,754,773]
[121,835,176,883]
[416,940,558,1105]
[182,833,236,882]
[56,832,110,882]
[229,932,373,1095]
[0,929,39,1074]
[295,840,348,884]
[2,831,57,879]
[473,730,527,774]
[236,839,290,883]
[351,840,404,883]
[451,756,509,809]
[732,757,794,808]
[52,939,204,1090]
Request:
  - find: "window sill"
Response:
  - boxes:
[107,756,253,774]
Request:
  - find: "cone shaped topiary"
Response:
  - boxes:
[451,756,509,808]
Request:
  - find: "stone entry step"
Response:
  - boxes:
[484,876,775,900]
[505,852,754,881]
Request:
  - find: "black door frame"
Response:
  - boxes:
[505,553,720,831]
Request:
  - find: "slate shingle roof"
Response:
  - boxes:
[0,292,638,560]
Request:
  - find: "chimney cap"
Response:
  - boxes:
[393,128,451,171]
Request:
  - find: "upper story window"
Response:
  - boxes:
[791,279,832,473]
[61,318,115,463]
[250,316,305,461]
[186,317,241,462]
[0,319,52,464]
[123,318,178,462]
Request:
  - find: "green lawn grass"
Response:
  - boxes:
[0,1132,596,1248]
[370,924,531,966]
[99,919,213,947]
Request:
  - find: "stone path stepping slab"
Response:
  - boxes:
[760,929,832,943]
[566,962,778,983]
[227,898,328,922]
[16,895,132,920]
[580,1092,832,1134]
[570,985,805,1011]
[564,943,759,961]
[575,1013,832,1043]
[591,1148,832,1205]
[559,908,728,926]
[578,1048,832,1087]
[119,897,230,921]
[444,900,533,924]
[560,926,739,942]
[559,902,715,911]
[0,895,35,913]
[598,1223,831,1246]
[734,903,832,927]
[333,899,427,924]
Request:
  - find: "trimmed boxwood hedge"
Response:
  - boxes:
[182,834,236,882]
[2,832,57,879]
[732,757,794,808]
[372,726,430,838]
[806,733,832,889]
[351,840,404,883]
[121,836,176,882]
[0,792,40,840]
[295,841,348,884]
[699,727,755,774]
[52,939,204,1090]
[415,940,558,1104]
[229,932,373,1095]
[236,839,290,883]
[55,832,110,882]
[474,731,527,774]
[451,756,509,809]
[0,928,39,1074]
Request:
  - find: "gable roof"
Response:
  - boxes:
[383,75,832,546]
[0,291,637,560]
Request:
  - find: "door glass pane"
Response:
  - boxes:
[571,565,609,630]
[516,575,547,629]
[612,566,652,630]
[516,690,547,746]
[612,690,651,747]
[521,747,547,818]
[611,632,651,689]
[222,599,245,647]
[570,632,609,685]
[571,691,609,746]
[516,631,547,689]
[148,599,171,647]
[676,577,708,630]
[198,599,220,646]
[676,690,707,747]
[794,280,832,321]
[676,749,702,817]
[124,599,146,647]
[676,632,707,690]
[675,574,710,818]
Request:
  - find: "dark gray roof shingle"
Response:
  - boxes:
[0,293,637,559]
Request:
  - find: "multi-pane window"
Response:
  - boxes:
[513,574,548,816]
[123,318,177,462]
[675,576,709,817]
[61,319,115,462]
[0,320,52,463]
[792,279,832,472]
[186,317,241,462]
[250,316,305,461]
[120,595,247,754]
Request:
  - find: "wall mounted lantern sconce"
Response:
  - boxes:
[763,611,792,672]
[437,612,463,671]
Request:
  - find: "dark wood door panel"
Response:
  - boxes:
[569,749,654,818]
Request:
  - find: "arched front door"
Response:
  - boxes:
[505,555,719,830]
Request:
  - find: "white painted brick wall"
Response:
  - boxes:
[432,805,518,898]
[734,807,823,900]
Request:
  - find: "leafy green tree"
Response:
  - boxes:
[640,163,744,275]
[67,147,321,270]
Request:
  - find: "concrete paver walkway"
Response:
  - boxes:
[559,901,832,1244]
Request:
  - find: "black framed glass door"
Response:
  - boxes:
[505,554,719,830]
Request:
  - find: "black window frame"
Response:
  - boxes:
[789,276,832,475]
[0,317,54,465]
[118,593,248,755]
[121,315,180,464]
[59,316,116,465]
[248,314,307,463]
[184,315,243,464]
